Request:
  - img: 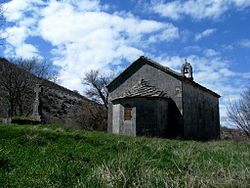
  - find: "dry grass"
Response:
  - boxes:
[0,124,249,187]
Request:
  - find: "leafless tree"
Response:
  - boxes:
[75,102,107,131]
[82,70,112,109]
[227,87,250,139]
[0,58,59,117]
[11,57,59,83]
[0,59,35,117]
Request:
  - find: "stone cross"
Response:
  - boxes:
[32,84,42,121]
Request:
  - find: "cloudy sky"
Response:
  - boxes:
[1,0,250,127]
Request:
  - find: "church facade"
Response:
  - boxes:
[107,56,220,141]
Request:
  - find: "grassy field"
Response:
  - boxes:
[0,124,249,188]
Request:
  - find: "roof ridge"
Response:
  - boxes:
[141,56,183,77]
[107,56,220,98]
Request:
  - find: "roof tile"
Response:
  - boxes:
[113,79,168,100]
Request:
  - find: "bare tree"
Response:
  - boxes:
[82,70,112,109]
[0,57,59,117]
[11,57,59,83]
[227,87,250,139]
[0,59,34,117]
[75,102,107,131]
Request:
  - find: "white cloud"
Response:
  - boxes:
[5,26,28,45]
[203,49,220,57]
[220,39,250,52]
[2,0,44,58]
[148,23,179,43]
[219,68,235,77]
[3,0,45,21]
[153,1,182,20]
[195,28,216,41]
[15,43,39,58]
[152,0,250,20]
[222,44,234,51]
[241,72,250,79]
[71,0,102,12]
[3,0,180,91]
[184,45,202,52]
[238,39,250,48]
[4,26,39,58]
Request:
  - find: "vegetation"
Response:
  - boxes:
[0,124,249,187]
[10,116,37,121]
[0,58,59,117]
[82,70,112,109]
[227,87,250,139]
[0,59,35,116]
[11,57,59,83]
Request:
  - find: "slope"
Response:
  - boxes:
[0,124,249,187]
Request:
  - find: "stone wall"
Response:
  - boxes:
[182,81,220,140]
[108,61,183,133]
[108,58,220,140]
[108,62,183,111]
[112,98,169,137]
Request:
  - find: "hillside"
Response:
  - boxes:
[221,126,250,142]
[0,58,106,130]
[0,124,249,187]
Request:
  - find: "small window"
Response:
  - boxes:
[124,104,132,120]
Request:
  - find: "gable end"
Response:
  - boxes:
[107,56,220,98]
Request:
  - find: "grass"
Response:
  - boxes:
[9,116,37,121]
[0,124,249,188]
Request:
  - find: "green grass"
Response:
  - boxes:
[10,116,37,121]
[0,124,249,188]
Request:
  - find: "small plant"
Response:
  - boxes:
[9,116,40,125]
[10,116,37,121]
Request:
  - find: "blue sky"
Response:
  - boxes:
[1,0,250,127]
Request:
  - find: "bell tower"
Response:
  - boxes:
[181,59,193,80]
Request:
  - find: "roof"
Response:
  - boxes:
[107,56,220,98]
[112,79,168,101]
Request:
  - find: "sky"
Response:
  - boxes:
[1,0,250,127]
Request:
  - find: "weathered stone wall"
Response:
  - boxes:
[112,98,169,137]
[182,81,220,140]
[134,99,168,137]
[111,103,136,136]
[108,61,183,133]
[108,58,220,140]
[108,62,183,109]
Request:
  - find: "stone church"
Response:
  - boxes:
[107,56,220,141]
